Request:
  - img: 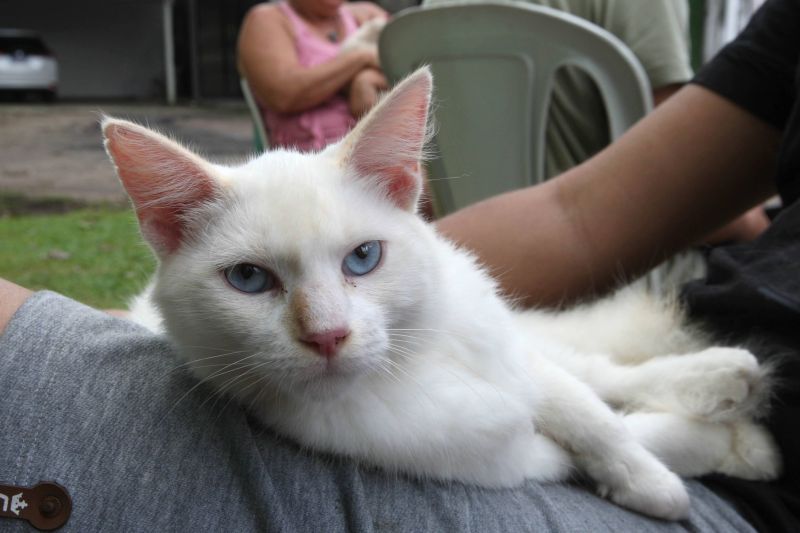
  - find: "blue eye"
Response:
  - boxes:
[343,241,382,276]
[224,264,276,293]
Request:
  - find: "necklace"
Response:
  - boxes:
[296,4,341,43]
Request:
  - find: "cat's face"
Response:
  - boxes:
[157,151,439,398]
[104,69,435,399]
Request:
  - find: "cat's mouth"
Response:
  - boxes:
[298,356,376,385]
[299,355,361,380]
[288,357,367,398]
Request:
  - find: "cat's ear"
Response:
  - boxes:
[335,67,432,212]
[102,117,222,256]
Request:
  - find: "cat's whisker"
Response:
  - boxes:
[174,361,243,372]
[427,175,463,182]
[242,373,275,414]
[179,345,252,354]
[163,356,289,387]
[386,327,428,330]
[202,364,265,415]
[199,358,274,415]
[151,347,255,382]
[169,356,263,383]
[387,327,470,341]
[388,342,503,408]
[381,350,437,405]
[386,342,418,359]
[170,349,253,371]
[387,338,430,352]
[183,355,288,371]
[374,361,404,387]
[386,338,427,353]
[386,341,424,354]
[387,332,427,344]
[160,351,269,419]
[380,354,413,374]
[211,359,272,400]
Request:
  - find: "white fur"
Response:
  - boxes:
[104,69,779,521]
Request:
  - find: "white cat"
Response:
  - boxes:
[103,68,780,521]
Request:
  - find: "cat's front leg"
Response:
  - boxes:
[532,358,689,520]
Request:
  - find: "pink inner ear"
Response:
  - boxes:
[346,71,431,211]
[133,169,215,253]
[105,122,218,255]
[381,166,418,206]
[144,216,183,253]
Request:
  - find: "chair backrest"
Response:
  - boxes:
[379,1,652,215]
[240,77,270,152]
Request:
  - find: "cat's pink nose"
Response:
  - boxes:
[299,327,350,358]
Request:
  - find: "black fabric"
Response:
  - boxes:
[684,204,800,338]
[686,0,800,530]
[692,0,800,204]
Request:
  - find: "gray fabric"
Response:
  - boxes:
[0,291,754,532]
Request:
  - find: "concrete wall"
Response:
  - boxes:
[1,0,165,99]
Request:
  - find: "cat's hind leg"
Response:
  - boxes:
[660,347,769,422]
[623,412,781,481]
[556,347,769,423]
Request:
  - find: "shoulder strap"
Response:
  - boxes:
[278,2,307,37]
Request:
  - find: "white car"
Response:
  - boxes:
[0,29,58,100]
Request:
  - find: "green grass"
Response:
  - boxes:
[0,205,155,309]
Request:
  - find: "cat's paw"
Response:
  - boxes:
[602,464,689,520]
[671,347,765,422]
[594,448,690,520]
[717,422,782,480]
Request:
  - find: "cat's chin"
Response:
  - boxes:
[290,370,359,400]
[281,356,369,399]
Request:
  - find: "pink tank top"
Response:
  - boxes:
[262,2,359,151]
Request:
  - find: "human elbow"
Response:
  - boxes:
[269,95,302,114]
[268,89,310,114]
[244,81,296,114]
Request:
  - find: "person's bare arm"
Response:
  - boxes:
[437,85,781,307]
[652,82,771,244]
[348,68,388,117]
[652,83,682,107]
[0,278,32,336]
[703,204,771,244]
[237,4,378,114]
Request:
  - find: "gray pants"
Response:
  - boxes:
[0,292,752,532]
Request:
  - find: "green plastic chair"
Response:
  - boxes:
[240,77,269,153]
[379,1,653,215]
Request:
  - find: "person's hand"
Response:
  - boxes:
[356,46,381,70]
[339,18,386,70]
[348,68,388,118]
[704,205,771,244]
[347,2,389,25]
[339,43,381,70]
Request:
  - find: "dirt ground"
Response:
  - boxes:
[0,102,254,204]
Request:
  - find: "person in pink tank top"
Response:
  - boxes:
[238,0,389,152]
